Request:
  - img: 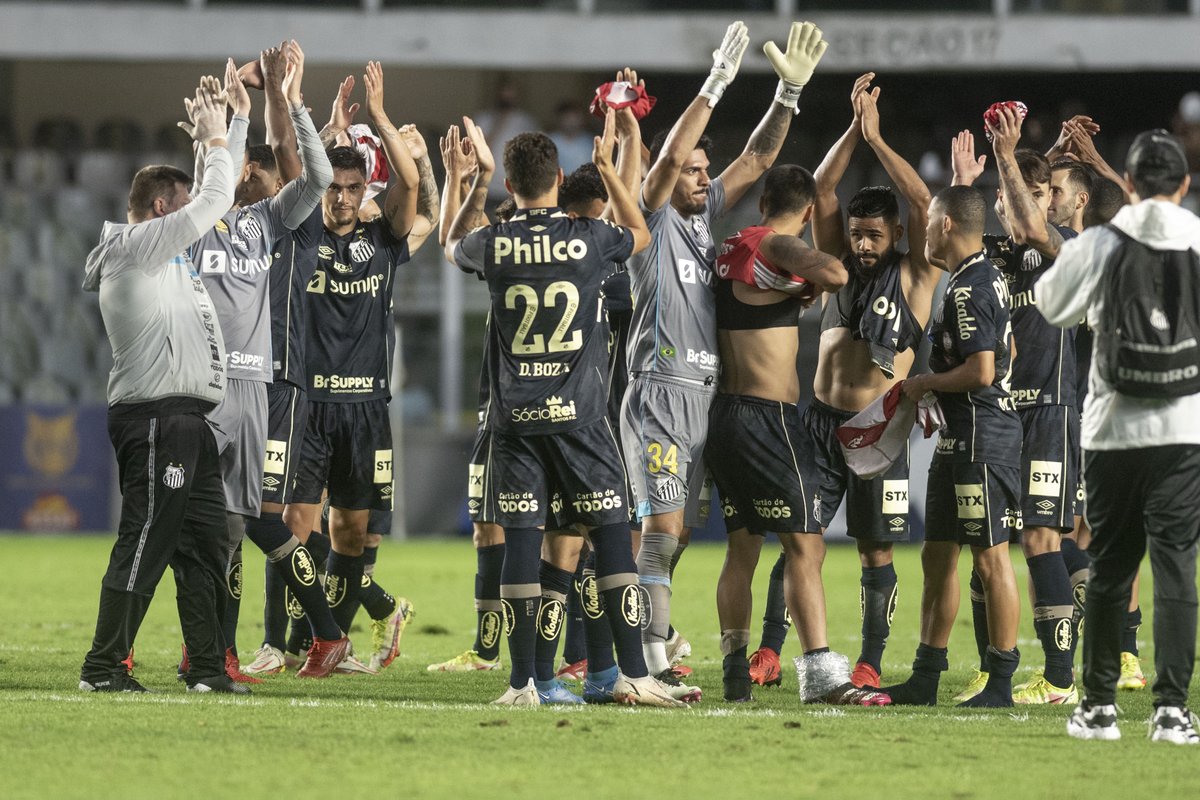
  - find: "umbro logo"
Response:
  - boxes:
[889,517,905,528]
[1036,499,1056,513]
[964,521,983,533]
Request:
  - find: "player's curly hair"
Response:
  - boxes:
[326,146,368,178]
[503,132,560,198]
[559,163,608,216]
[246,144,278,174]
[847,186,900,224]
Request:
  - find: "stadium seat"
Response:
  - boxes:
[12,150,67,190]
[93,118,147,152]
[75,151,134,195]
[21,373,74,405]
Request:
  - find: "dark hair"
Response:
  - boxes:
[1014,148,1051,186]
[1083,176,1127,228]
[1127,128,1188,199]
[503,132,559,198]
[246,144,278,174]
[648,130,713,165]
[326,146,368,177]
[935,185,986,236]
[559,163,608,215]
[760,164,816,218]
[1050,160,1093,195]
[846,186,900,224]
[495,197,517,222]
[128,164,191,217]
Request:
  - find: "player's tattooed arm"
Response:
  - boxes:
[444,116,494,264]
[858,85,934,275]
[812,73,874,259]
[988,105,1063,258]
[364,62,419,240]
[320,75,360,150]
[719,101,792,209]
[760,234,847,293]
[400,124,439,253]
[595,109,651,254]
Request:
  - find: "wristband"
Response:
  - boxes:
[774,80,803,113]
[699,75,729,108]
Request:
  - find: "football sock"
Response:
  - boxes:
[593,522,649,680]
[635,531,676,674]
[474,543,505,661]
[221,542,243,658]
[759,551,790,655]
[562,557,587,665]
[858,562,897,673]
[959,646,1019,707]
[1061,537,1089,656]
[499,528,542,690]
[969,570,989,672]
[666,539,686,642]
[326,550,365,634]
[306,531,331,570]
[1027,552,1075,687]
[882,643,946,706]
[580,550,616,674]
[263,557,288,651]
[722,631,752,702]
[359,546,398,621]
[534,560,573,682]
[246,513,342,642]
[1122,606,1141,656]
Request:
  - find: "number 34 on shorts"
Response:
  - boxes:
[646,442,679,475]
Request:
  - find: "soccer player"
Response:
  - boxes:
[705,165,891,706]
[953,107,1081,705]
[285,61,419,670]
[1041,129,1200,744]
[446,111,684,707]
[622,20,827,699]
[883,185,1024,708]
[747,73,941,690]
[80,81,242,694]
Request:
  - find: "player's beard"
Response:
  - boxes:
[851,247,895,277]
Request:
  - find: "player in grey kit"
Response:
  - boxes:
[621,20,827,699]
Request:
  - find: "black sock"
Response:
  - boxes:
[960,646,1020,707]
[858,562,897,673]
[1061,537,1090,658]
[580,550,616,673]
[969,570,989,671]
[882,643,946,706]
[592,522,649,679]
[500,528,542,690]
[359,546,397,620]
[1122,606,1141,656]
[759,551,790,655]
[246,513,342,642]
[534,560,573,682]
[561,557,587,665]
[221,543,243,658]
[723,645,752,702]
[326,550,365,634]
[306,532,331,570]
[1027,552,1075,687]
[287,617,312,655]
[473,543,505,660]
[263,556,288,651]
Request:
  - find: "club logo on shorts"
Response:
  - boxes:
[374,450,393,484]
[325,574,347,608]
[1030,460,1062,497]
[812,494,822,525]
[653,474,685,503]
[292,547,317,587]
[882,480,909,514]
[349,239,376,263]
[501,599,515,637]
[480,610,501,649]
[955,483,986,519]
[581,576,603,620]
[265,439,287,475]
[538,598,565,641]
[1055,618,1073,652]
[227,561,243,600]
[162,463,185,489]
[285,587,305,620]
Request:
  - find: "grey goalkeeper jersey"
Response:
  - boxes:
[195,106,332,383]
[82,146,236,407]
[626,178,727,381]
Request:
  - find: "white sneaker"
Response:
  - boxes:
[491,679,540,706]
[612,674,688,708]
[369,598,415,672]
[242,644,286,676]
[653,668,702,702]
[1066,702,1121,741]
[665,630,692,665]
[335,646,379,676]
[1149,706,1200,745]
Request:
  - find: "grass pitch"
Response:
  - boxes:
[1,534,1197,799]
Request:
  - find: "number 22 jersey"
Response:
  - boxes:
[454,207,634,435]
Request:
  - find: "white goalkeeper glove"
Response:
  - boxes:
[764,21,829,114]
[699,20,750,108]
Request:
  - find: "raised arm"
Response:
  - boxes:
[400,124,439,253]
[641,21,748,211]
[613,68,645,197]
[812,72,874,258]
[444,117,494,264]
[595,110,650,254]
[759,234,847,292]
[1066,122,1128,196]
[719,21,827,208]
[364,61,419,239]
[260,42,300,183]
[950,130,988,187]
[223,58,251,180]
[858,85,934,274]
[1045,114,1100,163]
[320,75,360,151]
[988,106,1063,258]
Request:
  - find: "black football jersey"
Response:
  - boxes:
[304,219,409,402]
[269,206,324,387]
[984,226,1079,409]
[603,266,633,426]
[928,252,1021,467]
[454,207,635,435]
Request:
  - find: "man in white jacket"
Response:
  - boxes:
[1037,129,1200,745]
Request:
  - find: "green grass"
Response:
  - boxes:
[1,534,1197,799]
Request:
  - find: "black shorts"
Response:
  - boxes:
[467,426,496,524]
[925,460,1022,547]
[706,394,823,536]
[293,398,393,511]
[804,398,911,543]
[1018,405,1080,531]
[263,381,309,506]
[483,419,629,530]
[319,502,392,535]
